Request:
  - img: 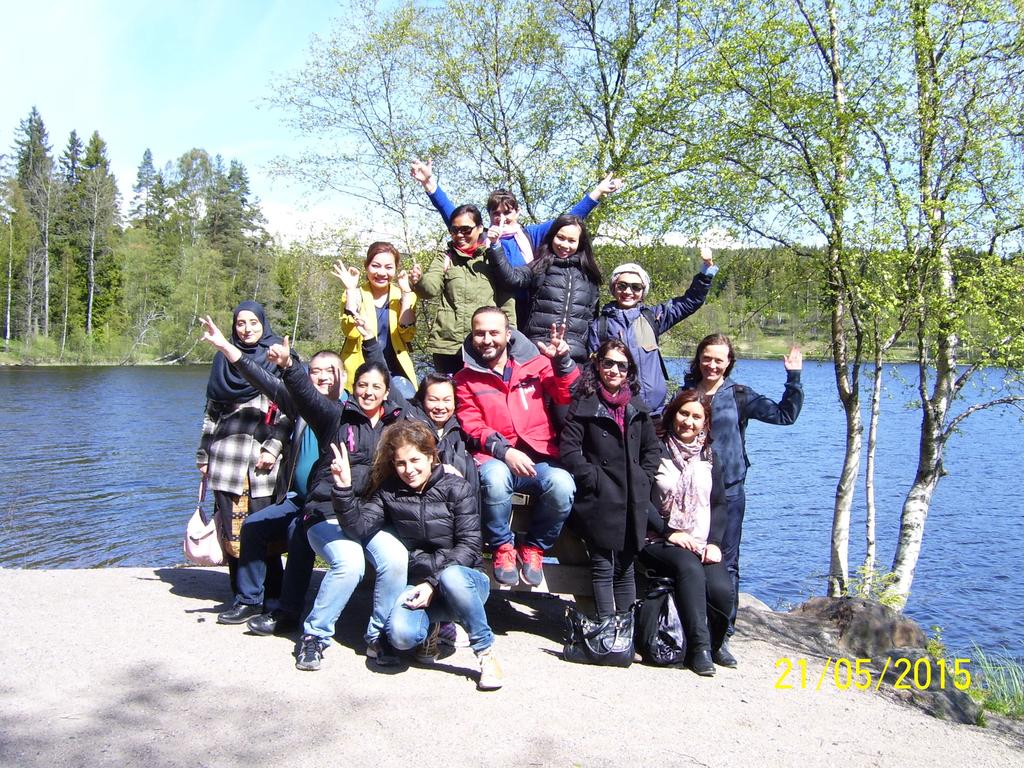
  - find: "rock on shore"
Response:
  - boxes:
[0,567,1021,767]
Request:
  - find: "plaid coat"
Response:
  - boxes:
[196,393,292,498]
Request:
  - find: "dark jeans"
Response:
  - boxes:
[640,542,733,654]
[235,498,315,616]
[214,491,278,602]
[588,536,639,619]
[432,352,464,376]
[721,485,746,635]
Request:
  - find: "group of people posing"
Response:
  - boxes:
[194,162,804,689]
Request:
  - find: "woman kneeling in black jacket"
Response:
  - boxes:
[331,420,503,691]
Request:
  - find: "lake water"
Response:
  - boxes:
[0,362,1020,657]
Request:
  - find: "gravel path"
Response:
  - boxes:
[0,567,1020,767]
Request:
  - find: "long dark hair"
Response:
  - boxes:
[532,214,601,285]
[576,339,640,397]
[366,420,439,496]
[661,388,713,446]
[685,333,736,385]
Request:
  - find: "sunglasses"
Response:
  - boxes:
[449,225,478,236]
[600,358,629,373]
[613,281,644,294]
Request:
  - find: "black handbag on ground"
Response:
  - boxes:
[562,607,635,667]
[635,577,687,665]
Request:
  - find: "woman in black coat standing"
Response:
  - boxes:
[560,340,662,618]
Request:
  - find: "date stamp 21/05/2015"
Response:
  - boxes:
[774,656,971,692]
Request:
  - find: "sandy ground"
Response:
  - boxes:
[0,567,1020,768]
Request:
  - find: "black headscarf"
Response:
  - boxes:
[205,300,283,403]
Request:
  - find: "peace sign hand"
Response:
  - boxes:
[329,442,352,488]
[591,172,625,200]
[199,315,229,351]
[536,323,569,359]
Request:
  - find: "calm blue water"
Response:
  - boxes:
[0,362,1020,657]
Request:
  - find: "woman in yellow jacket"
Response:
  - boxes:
[334,242,418,399]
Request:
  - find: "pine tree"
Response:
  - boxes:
[55,131,88,354]
[13,106,56,337]
[130,148,157,223]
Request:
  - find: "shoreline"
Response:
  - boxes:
[1,566,1020,766]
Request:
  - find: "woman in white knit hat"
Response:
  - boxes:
[587,246,718,417]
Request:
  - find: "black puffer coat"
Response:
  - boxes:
[282,364,404,525]
[489,250,600,364]
[333,465,483,587]
[559,390,663,550]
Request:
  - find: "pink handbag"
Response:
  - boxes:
[183,480,225,566]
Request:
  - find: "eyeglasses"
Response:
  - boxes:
[449,225,478,236]
[600,358,629,373]
[613,281,644,294]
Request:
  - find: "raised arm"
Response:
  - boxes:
[411,159,456,225]
[741,347,804,427]
[537,323,580,404]
[272,337,342,444]
[330,442,386,542]
[485,237,533,290]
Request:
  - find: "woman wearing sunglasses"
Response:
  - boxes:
[588,248,718,417]
[560,340,662,620]
[409,204,516,375]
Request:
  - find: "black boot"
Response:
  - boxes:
[247,609,299,636]
[217,602,262,624]
[712,638,738,668]
[690,650,716,677]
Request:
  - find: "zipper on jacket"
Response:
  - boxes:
[562,266,574,330]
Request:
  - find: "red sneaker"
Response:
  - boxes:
[492,542,519,585]
[516,544,545,586]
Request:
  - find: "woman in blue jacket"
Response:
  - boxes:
[588,246,717,417]
[682,333,803,661]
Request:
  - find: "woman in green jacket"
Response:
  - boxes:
[410,204,516,374]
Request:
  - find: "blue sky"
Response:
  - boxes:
[1,0,345,238]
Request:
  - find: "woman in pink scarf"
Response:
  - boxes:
[640,389,735,677]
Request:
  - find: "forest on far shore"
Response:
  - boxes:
[1,107,834,367]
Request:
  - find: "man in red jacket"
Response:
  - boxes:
[454,306,579,586]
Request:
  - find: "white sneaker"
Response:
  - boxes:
[476,648,504,691]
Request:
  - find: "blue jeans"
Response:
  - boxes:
[386,566,494,654]
[303,521,408,642]
[236,498,313,610]
[478,458,574,550]
[391,375,416,400]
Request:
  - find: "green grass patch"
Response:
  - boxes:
[969,644,1024,719]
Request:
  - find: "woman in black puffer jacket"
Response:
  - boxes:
[332,420,504,691]
[487,213,601,364]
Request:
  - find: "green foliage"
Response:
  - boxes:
[925,625,947,662]
[848,565,903,610]
[969,644,1024,720]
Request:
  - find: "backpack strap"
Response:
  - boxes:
[636,307,671,381]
